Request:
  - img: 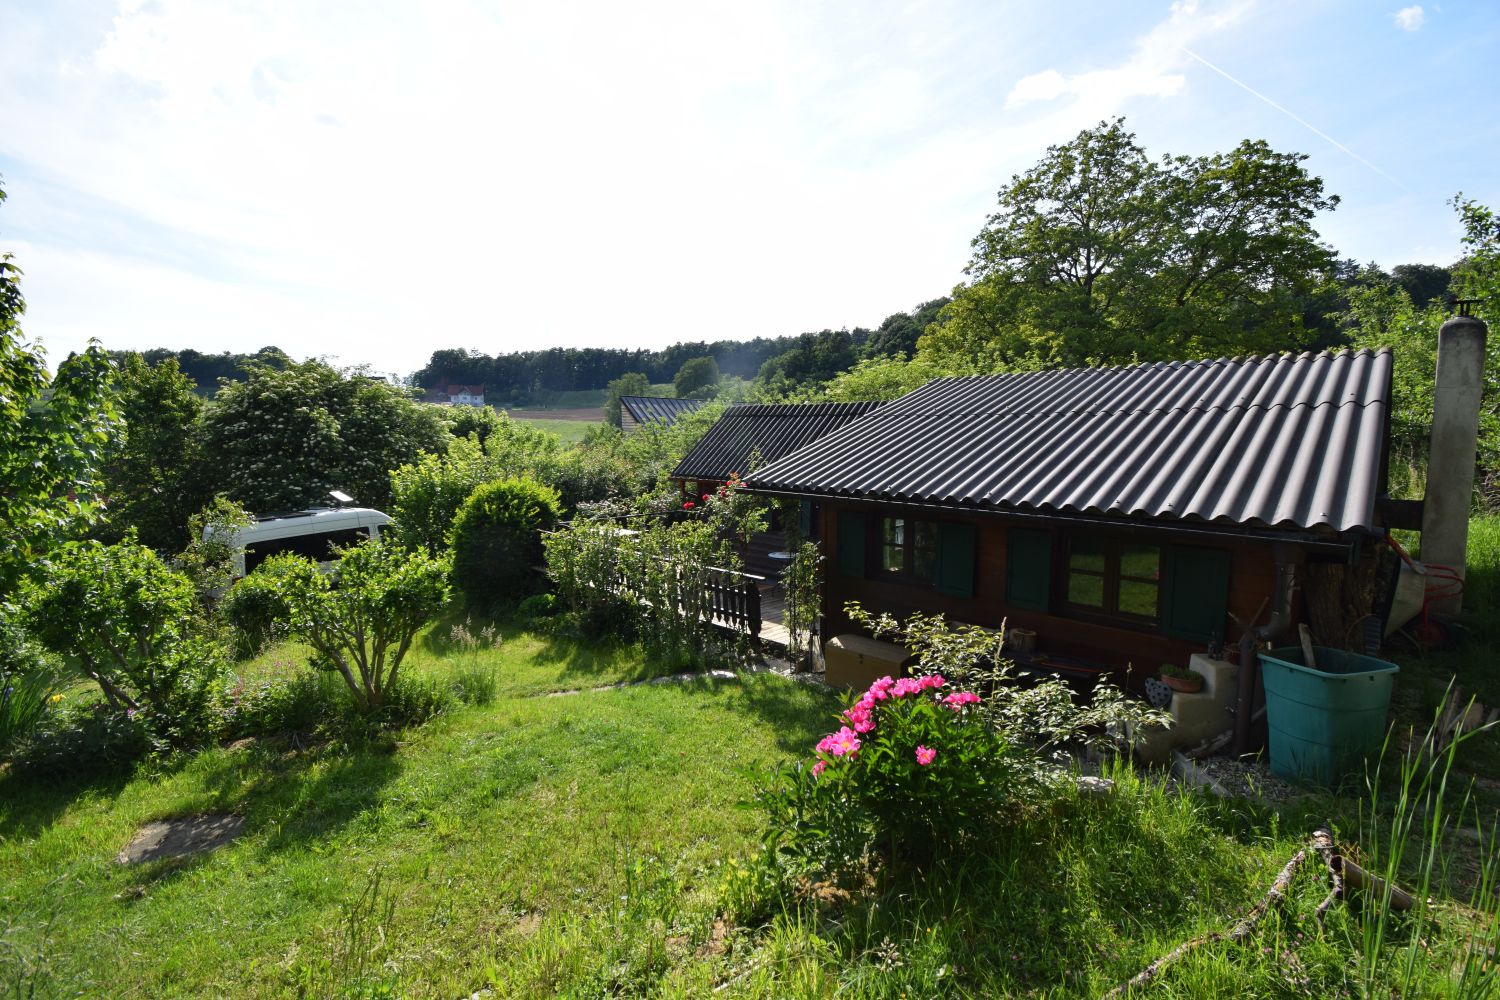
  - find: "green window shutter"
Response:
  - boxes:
[1162,546,1232,642]
[936,522,977,598]
[836,510,866,578]
[1005,528,1053,611]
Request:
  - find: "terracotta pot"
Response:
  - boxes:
[1161,672,1203,693]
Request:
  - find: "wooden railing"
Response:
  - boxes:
[543,528,765,642]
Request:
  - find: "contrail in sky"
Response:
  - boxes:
[1181,47,1408,191]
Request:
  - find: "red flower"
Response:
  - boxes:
[702,493,710,501]
[683,501,695,509]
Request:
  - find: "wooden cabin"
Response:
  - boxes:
[742,350,1396,696]
[618,395,706,436]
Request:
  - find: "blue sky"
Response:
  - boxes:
[1,0,1496,377]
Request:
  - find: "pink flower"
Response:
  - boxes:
[842,703,876,733]
[943,691,981,711]
[915,745,937,766]
[892,677,924,698]
[864,676,895,703]
[815,726,862,758]
[811,760,827,777]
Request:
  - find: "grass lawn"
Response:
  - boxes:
[507,415,599,444]
[5,520,1500,996]
[0,629,836,998]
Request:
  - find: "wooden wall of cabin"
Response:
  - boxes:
[817,500,1290,682]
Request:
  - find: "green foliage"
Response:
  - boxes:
[1,183,122,599]
[545,478,765,667]
[389,437,494,554]
[199,359,448,513]
[221,556,300,659]
[8,699,152,777]
[278,537,450,712]
[790,354,950,403]
[177,495,254,611]
[443,403,506,446]
[846,604,1170,758]
[96,353,210,551]
[759,674,1025,876]
[673,355,720,397]
[922,118,1338,371]
[516,592,557,620]
[864,298,950,359]
[22,539,224,748]
[0,610,60,759]
[1347,197,1500,500]
[757,330,863,393]
[603,371,652,427]
[450,477,562,608]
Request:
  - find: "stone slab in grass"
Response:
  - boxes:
[116,814,245,865]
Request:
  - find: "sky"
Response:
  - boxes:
[1,1,1497,379]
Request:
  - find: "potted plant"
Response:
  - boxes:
[1159,663,1203,693]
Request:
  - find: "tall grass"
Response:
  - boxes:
[1360,686,1500,997]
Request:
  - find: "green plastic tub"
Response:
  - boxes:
[1259,646,1399,787]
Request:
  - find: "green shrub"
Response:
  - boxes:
[757,673,1024,876]
[388,437,494,555]
[0,608,61,758]
[279,537,450,713]
[450,477,561,609]
[10,702,151,777]
[516,593,557,620]
[221,556,300,659]
[220,671,348,739]
[23,539,224,749]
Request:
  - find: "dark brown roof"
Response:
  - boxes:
[671,402,883,481]
[744,350,1393,533]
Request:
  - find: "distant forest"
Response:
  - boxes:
[409,298,950,403]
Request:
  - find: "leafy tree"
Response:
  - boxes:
[450,477,562,608]
[1346,197,1500,499]
[276,539,450,713]
[923,119,1338,370]
[97,354,212,550]
[24,539,223,746]
[603,372,652,427]
[758,330,863,392]
[673,356,720,397]
[0,181,121,601]
[199,360,448,513]
[1391,263,1453,308]
[389,437,495,555]
[865,298,950,358]
[444,404,507,447]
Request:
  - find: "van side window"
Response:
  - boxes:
[244,528,370,574]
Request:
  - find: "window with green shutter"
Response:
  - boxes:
[1005,528,1053,611]
[1161,546,1232,642]
[936,522,977,597]
[836,510,867,578]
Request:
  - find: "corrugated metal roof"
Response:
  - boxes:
[619,395,706,426]
[672,402,884,481]
[744,350,1393,533]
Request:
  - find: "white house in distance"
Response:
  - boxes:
[421,384,486,407]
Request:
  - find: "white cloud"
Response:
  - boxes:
[1393,6,1425,31]
[1004,0,1250,112]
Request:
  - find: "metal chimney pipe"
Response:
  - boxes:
[1421,309,1488,616]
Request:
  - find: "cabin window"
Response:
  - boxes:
[880,517,939,584]
[1063,536,1161,623]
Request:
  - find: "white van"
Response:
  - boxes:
[224,506,393,579]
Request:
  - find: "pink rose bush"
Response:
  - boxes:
[756,671,1017,871]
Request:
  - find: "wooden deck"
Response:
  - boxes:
[757,582,790,648]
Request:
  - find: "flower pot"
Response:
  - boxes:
[1160,672,1203,693]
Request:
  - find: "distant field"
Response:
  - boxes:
[508,411,600,443]
[506,406,603,422]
